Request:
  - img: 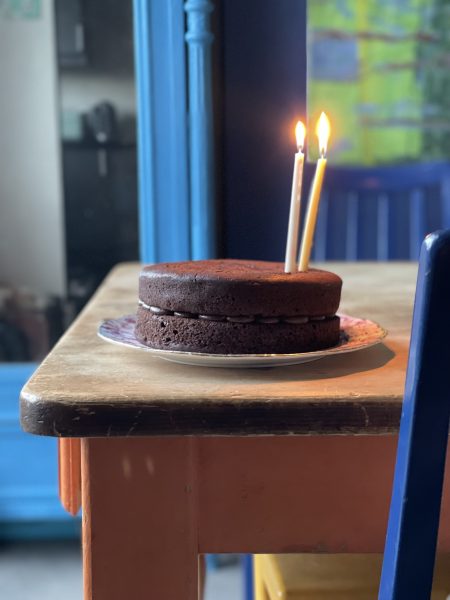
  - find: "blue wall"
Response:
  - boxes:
[0,364,78,537]
[221,0,307,260]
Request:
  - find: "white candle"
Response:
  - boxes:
[298,112,331,272]
[284,121,306,273]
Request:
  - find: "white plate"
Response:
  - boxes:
[98,314,387,368]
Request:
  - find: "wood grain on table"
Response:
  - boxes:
[20,262,417,437]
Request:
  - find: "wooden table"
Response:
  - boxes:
[20,263,450,600]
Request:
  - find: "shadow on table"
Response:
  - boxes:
[274,342,396,381]
[214,343,395,380]
[153,341,396,381]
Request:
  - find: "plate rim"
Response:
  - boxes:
[97,313,388,361]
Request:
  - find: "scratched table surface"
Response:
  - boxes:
[20,262,417,437]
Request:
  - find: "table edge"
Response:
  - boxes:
[20,388,402,437]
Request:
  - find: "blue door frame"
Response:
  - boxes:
[133,0,217,262]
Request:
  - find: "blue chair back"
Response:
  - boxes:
[311,163,450,261]
[379,229,450,599]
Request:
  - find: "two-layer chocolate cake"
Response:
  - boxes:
[135,259,342,354]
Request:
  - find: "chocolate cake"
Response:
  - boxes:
[135,260,342,355]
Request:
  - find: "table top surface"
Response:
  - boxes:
[21,262,417,437]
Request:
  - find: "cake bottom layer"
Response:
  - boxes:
[135,307,340,354]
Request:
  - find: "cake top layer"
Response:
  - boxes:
[141,259,341,284]
[139,259,342,317]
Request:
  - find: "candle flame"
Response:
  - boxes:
[316,112,330,157]
[295,121,306,151]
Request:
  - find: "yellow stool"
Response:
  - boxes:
[254,554,450,599]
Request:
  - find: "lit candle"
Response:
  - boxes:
[298,112,331,272]
[284,121,306,273]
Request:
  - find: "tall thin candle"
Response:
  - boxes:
[298,112,331,272]
[284,121,306,273]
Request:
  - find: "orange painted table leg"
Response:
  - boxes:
[58,438,81,516]
[81,438,200,600]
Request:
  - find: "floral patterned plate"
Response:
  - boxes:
[98,314,387,368]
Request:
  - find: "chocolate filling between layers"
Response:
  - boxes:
[135,307,341,354]
[138,300,335,325]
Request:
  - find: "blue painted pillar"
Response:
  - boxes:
[185,0,217,259]
[133,0,191,263]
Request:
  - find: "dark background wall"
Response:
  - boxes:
[219,0,307,260]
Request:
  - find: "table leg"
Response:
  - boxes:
[58,438,81,515]
[81,437,199,600]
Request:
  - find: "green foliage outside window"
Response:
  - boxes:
[308,0,449,165]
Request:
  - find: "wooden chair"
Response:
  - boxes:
[254,229,450,600]
[379,229,450,597]
[254,554,450,600]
